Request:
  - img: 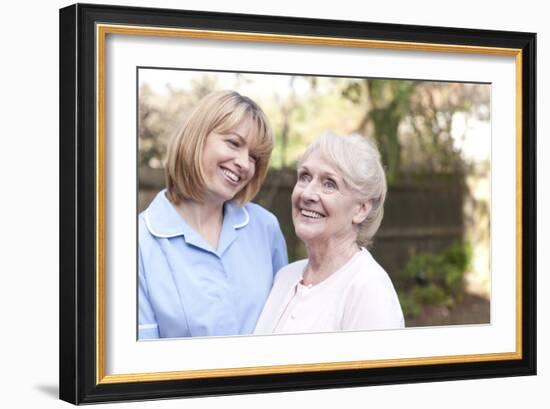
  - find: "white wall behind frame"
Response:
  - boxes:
[1,0,546,408]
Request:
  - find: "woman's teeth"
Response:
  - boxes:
[222,169,240,182]
[301,209,324,219]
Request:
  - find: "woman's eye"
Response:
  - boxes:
[298,173,311,182]
[249,154,257,163]
[226,139,239,147]
[323,180,337,191]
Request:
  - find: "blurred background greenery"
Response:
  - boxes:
[138,68,491,327]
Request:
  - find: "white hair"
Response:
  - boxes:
[298,132,387,247]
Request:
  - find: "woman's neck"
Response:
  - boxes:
[173,198,224,249]
[302,238,360,286]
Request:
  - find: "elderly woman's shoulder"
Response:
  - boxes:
[273,259,308,285]
[352,249,396,288]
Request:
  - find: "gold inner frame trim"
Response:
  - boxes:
[98,24,521,56]
[100,352,518,384]
[95,23,523,385]
[515,52,523,358]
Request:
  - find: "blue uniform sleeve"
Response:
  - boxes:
[138,247,160,339]
[270,216,289,276]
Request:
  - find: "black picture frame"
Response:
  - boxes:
[59,3,536,405]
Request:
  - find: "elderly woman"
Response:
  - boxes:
[254,133,403,334]
[139,91,288,339]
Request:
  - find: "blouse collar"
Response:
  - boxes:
[143,189,249,255]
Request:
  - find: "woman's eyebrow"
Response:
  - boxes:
[323,172,340,180]
[298,165,339,180]
[228,132,247,142]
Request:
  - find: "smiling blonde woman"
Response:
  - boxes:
[254,132,404,334]
[139,91,288,339]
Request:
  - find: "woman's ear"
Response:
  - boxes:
[352,200,372,225]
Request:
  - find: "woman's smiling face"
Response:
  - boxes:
[291,150,369,247]
[201,119,257,204]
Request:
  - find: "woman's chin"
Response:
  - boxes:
[207,181,242,203]
[295,225,324,244]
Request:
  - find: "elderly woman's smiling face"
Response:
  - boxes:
[291,149,370,247]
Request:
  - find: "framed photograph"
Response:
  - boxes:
[59,3,536,404]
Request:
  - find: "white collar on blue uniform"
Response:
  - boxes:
[144,190,250,255]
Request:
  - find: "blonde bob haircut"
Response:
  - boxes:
[298,132,387,247]
[165,90,274,205]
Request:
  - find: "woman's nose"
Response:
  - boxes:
[234,149,250,172]
[301,181,320,201]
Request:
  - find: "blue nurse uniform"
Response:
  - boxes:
[138,190,288,339]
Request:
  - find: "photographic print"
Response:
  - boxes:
[137,68,492,340]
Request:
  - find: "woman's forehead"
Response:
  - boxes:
[300,151,340,175]
[232,120,255,139]
[218,118,256,140]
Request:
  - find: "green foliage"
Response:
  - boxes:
[398,242,472,319]
[341,79,419,183]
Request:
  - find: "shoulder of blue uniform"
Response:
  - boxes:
[138,210,150,239]
[137,210,156,261]
[243,202,280,228]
